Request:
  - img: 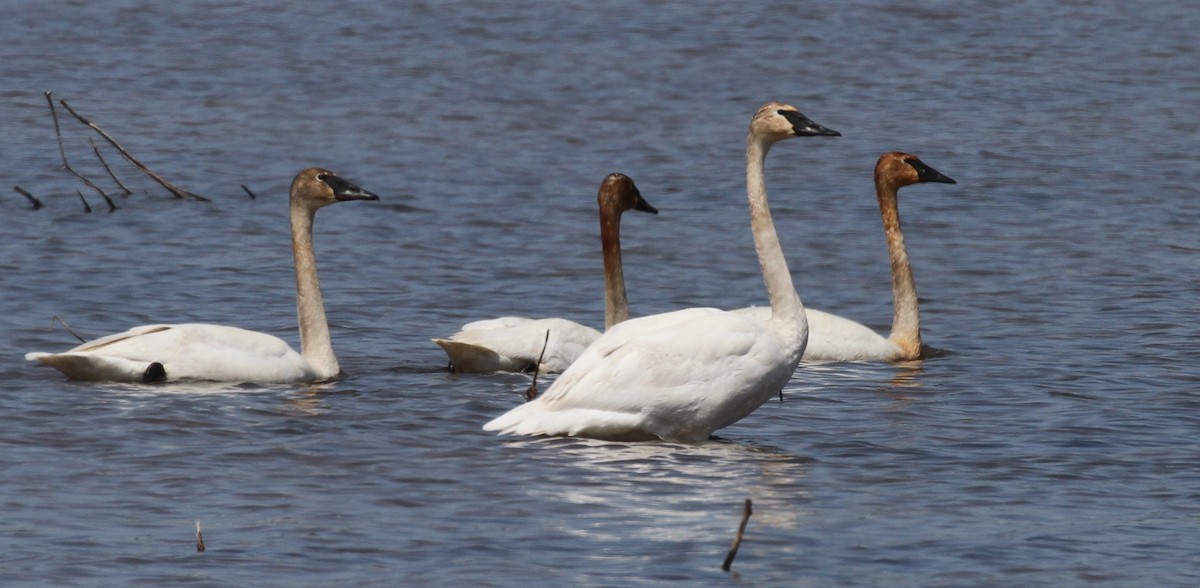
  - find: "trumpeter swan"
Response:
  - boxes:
[433,173,657,374]
[25,168,379,383]
[740,152,955,361]
[484,102,839,442]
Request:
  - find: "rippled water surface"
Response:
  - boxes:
[2,1,1198,585]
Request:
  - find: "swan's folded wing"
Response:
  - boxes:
[488,308,788,441]
[29,323,309,383]
[439,317,600,373]
[801,308,899,361]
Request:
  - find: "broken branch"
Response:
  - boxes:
[58,98,209,202]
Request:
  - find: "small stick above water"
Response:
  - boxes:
[240,184,257,200]
[196,520,206,553]
[51,316,87,344]
[90,137,133,195]
[77,190,92,213]
[525,330,551,401]
[721,498,753,572]
[13,186,43,210]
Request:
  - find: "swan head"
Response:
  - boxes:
[751,102,841,143]
[877,152,956,190]
[291,167,380,210]
[599,173,658,216]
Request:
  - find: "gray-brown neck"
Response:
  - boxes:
[877,177,921,359]
[291,201,340,379]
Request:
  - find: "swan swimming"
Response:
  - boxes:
[25,167,379,384]
[433,173,657,374]
[739,152,955,361]
[484,102,839,442]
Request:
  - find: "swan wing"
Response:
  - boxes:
[484,308,796,442]
[735,306,900,362]
[435,317,600,373]
[26,323,312,383]
[802,308,900,361]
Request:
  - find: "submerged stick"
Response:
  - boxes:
[721,498,753,572]
[13,186,44,209]
[51,315,87,344]
[77,190,92,213]
[525,330,551,401]
[196,520,206,553]
[90,137,133,195]
[58,98,209,202]
[240,184,257,200]
[45,91,111,201]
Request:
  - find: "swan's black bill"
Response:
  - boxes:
[905,158,956,184]
[323,175,381,201]
[632,187,659,215]
[780,110,841,137]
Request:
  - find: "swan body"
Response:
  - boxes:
[25,168,379,384]
[740,152,955,362]
[485,102,840,442]
[434,173,657,374]
[433,317,600,374]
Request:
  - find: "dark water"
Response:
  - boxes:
[2,1,1198,585]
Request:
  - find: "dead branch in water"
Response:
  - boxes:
[45,91,112,202]
[721,498,753,572]
[57,97,209,202]
[240,184,257,200]
[195,520,206,553]
[89,137,133,195]
[13,186,44,209]
[525,330,551,401]
[77,190,92,213]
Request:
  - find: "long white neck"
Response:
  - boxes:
[878,179,921,359]
[600,207,629,330]
[746,137,805,328]
[291,202,340,379]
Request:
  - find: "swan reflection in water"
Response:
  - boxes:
[501,437,812,540]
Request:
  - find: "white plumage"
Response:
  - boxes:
[25,168,378,384]
[434,173,657,374]
[485,102,840,442]
[739,151,956,362]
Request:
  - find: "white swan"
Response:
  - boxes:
[739,152,955,361]
[25,168,379,383]
[433,173,658,374]
[484,102,840,442]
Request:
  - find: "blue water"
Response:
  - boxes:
[2,1,1198,585]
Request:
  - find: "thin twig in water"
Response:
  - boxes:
[196,520,206,553]
[45,91,111,201]
[240,184,257,200]
[51,315,87,344]
[722,498,753,572]
[77,190,92,213]
[90,137,133,195]
[525,330,551,401]
[13,186,44,209]
[58,98,209,202]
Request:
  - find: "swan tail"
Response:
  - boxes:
[432,338,529,374]
[25,352,158,383]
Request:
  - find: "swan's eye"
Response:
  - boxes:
[317,174,329,181]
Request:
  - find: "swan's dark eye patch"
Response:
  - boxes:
[317,174,329,181]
